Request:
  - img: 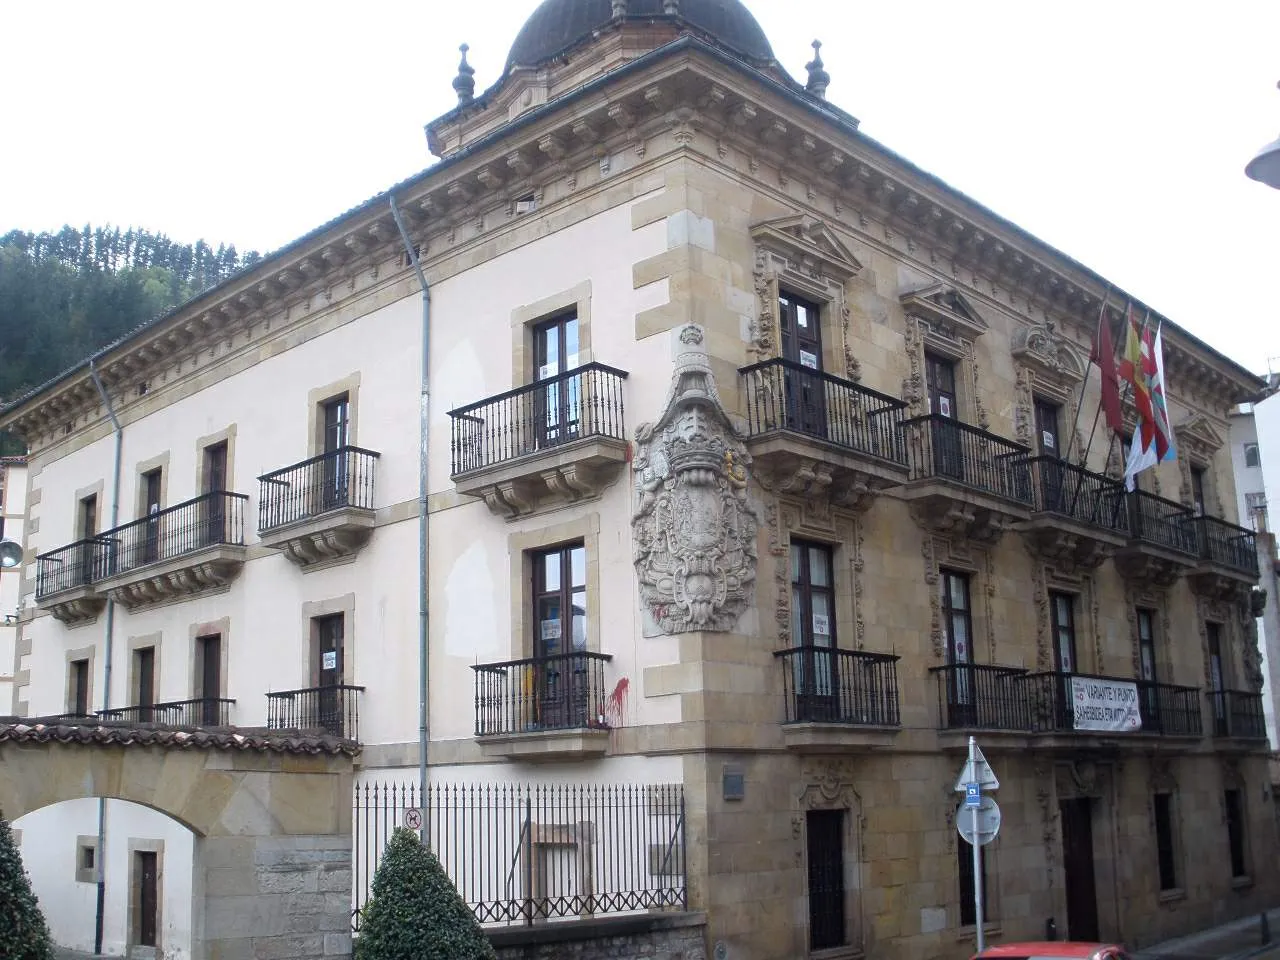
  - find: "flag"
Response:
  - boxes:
[1091,303,1123,433]
[1123,319,1176,491]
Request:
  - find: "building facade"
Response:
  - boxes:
[2,2,1275,958]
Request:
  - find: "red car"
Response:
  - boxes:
[972,944,1130,960]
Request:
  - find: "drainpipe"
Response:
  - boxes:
[389,198,432,817]
[88,358,122,954]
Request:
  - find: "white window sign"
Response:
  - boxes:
[939,396,952,418]
[799,350,819,371]
[1069,676,1142,732]
[1042,430,1056,449]
[538,364,557,381]
[322,651,337,671]
[812,613,830,637]
[541,620,562,641]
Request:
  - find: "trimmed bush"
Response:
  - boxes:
[356,827,496,960]
[0,809,54,960]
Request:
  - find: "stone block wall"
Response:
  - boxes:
[489,912,707,960]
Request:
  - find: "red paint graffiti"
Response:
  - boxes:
[605,677,631,728]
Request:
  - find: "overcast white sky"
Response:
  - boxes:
[2,1,1279,375]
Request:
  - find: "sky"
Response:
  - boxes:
[3,0,1279,376]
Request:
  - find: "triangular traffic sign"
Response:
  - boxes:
[953,743,1000,792]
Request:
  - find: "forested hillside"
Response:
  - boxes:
[0,225,260,405]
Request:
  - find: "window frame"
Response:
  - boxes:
[1137,608,1158,684]
[957,808,992,927]
[1153,791,1179,893]
[926,352,959,420]
[941,569,974,665]
[1049,591,1078,674]
[779,289,824,372]
[1244,442,1261,469]
[1224,788,1248,880]
[805,807,848,950]
[530,541,588,661]
[69,658,90,716]
[1034,397,1062,457]
[1190,465,1208,517]
[790,539,836,650]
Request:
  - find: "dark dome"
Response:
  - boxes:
[506,0,775,69]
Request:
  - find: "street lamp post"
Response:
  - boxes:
[1246,81,1280,189]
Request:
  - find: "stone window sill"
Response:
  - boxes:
[956,923,1002,943]
[1231,875,1254,890]
[1158,888,1186,904]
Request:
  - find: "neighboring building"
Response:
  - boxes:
[1,2,1275,957]
[0,456,27,713]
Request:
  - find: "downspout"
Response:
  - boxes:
[88,358,122,954]
[389,198,431,814]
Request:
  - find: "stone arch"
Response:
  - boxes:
[0,723,356,960]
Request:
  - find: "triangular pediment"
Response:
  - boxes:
[1174,413,1225,454]
[900,283,988,342]
[751,215,862,281]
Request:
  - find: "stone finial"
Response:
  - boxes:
[805,40,830,99]
[611,0,628,17]
[452,44,475,105]
[663,0,680,14]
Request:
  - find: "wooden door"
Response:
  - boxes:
[202,442,228,544]
[198,634,222,725]
[136,850,158,947]
[1060,798,1099,942]
[315,615,345,736]
[532,314,581,450]
[779,291,826,437]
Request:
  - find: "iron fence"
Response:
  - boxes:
[1193,515,1259,576]
[97,491,248,576]
[352,781,687,932]
[930,663,1030,731]
[266,684,363,741]
[35,538,110,598]
[448,363,629,476]
[738,358,907,463]
[98,698,235,726]
[774,647,900,726]
[258,446,380,532]
[1023,672,1202,736]
[1208,690,1267,739]
[472,652,612,736]
[902,415,1033,504]
[1027,456,1128,534]
[1127,490,1198,555]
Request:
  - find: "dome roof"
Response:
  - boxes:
[506,0,775,70]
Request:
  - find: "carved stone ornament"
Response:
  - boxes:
[1010,319,1087,388]
[633,325,759,634]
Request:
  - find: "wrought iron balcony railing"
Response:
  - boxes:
[1192,516,1259,577]
[472,651,613,737]
[1023,671,1202,737]
[35,538,111,598]
[774,647,901,726]
[1027,456,1129,534]
[738,358,908,463]
[258,446,380,532]
[1126,490,1198,556]
[930,663,1031,731]
[266,684,364,741]
[99,490,248,577]
[97,698,236,727]
[902,415,1033,504]
[1207,690,1268,739]
[448,363,628,477]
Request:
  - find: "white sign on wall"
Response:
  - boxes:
[1070,676,1142,732]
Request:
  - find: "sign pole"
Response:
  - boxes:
[970,736,985,953]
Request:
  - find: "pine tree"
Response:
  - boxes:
[356,827,496,960]
[0,810,54,960]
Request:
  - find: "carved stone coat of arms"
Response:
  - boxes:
[632,325,758,634]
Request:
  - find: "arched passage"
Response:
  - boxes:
[0,723,356,960]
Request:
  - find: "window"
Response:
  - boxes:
[75,838,98,884]
[79,494,98,538]
[806,809,847,949]
[941,571,973,665]
[196,634,223,724]
[1244,442,1260,469]
[1190,466,1208,517]
[790,541,837,722]
[1137,609,1158,683]
[134,647,156,721]
[957,824,990,926]
[780,290,823,372]
[1207,623,1227,736]
[1034,398,1061,456]
[321,395,350,454]
[926,353,958,419]
[141,468,163,564]
[1224,788,1247,879]
[69,659,90,716]
[1050,592,1077,674]
[314,614,346,737]
[530,543,588,728]
[532,314,582,447]
[1153,793,1178,891]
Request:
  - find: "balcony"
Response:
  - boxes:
[1188,516,1259,599]
[265,684,364,741]
[97,698,236,727]
[94,491,249,609]
[34,538,111,625]
[258,446,380,569]
[448,363,629,518]
[1207,690,1268,742]
[471,651,613,761]
[1017,457,1129,569]
[737,359,908,508]
[901,416,1033,541]
[1114,490,1198,586]
[1023,671,1202,740]
[930,663,1031,733]
[773,647,900,752]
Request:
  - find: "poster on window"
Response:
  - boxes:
[541,620,562,641]
[938,396,952,418]
[1042,430,1056,449]
[322,651,337,671]
[812,613,830,637]
[1070,676,1142,732]
[799,350,819,370]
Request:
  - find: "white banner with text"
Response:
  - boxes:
[1070,676,1142,732]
